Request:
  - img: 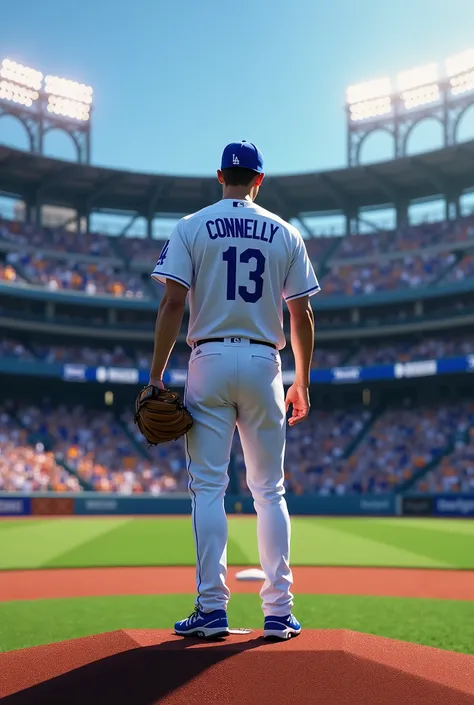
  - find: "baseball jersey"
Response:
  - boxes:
[151,199,320,350]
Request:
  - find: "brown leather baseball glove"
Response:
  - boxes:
[134,385,193,446]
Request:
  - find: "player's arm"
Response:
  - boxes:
[285,296,314,425]
[149,280,188,386]
[282,232,319,425]
[149,223,192,386]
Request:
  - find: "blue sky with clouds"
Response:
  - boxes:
[1,0,474,179]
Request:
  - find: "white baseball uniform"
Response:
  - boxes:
[152,198,319,617]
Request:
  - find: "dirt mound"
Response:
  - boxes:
[1,629,474,704]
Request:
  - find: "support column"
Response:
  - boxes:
[24,200,33,225]
[414,300,423,317]
[45,302,55,320]
[35,191,42,228]
[344,206,358,237]
[396,199,409,230]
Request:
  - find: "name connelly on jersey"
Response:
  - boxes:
[206,217,279,243]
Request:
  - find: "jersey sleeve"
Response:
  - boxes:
[283,235,321,301]
[151,222,193,290]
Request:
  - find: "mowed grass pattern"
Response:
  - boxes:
[1,593,474,654]
[1,517,474,570]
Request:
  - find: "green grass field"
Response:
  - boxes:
[1,516,474,570]
[1,517,473,654]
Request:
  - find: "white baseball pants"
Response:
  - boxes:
[184,337,294,617]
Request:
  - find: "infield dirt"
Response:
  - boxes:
[0,565,473,601]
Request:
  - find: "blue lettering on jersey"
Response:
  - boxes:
[156,240,170,266]
[235,219,244,238]
[224,218,235,237]
[206,221,217,239]
[215,218,226,238]
[205,219,279,243]
[269,223,279,243]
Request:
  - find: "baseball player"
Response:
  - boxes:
[150,141,319,640]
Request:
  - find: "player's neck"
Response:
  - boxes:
[221,188,254,203]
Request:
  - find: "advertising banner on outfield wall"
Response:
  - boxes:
[31,497,74,516]
[74,496,192,515]
[401,496,434,517]
[73,494,396,516]
[0,497,31,516]
[434,496,474,517]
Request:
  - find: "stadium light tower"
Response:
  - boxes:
[0,58,93,163]
[346,50,474,166]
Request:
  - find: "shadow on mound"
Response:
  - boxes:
[1,629,474,705]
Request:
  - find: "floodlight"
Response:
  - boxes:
[349,97,391,122]
[446,49,474,77]
[450,71,474,96]
[346,77,391,105]
[396,63,439,91]
[0,79,39,107]
[44,75,93,104]
[446,49,474,96]
[0,58,43,90]
[46,95,90,121]
[401,84,440,110]
[346,77,392,122]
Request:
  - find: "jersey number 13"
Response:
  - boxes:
[222,247,265,303]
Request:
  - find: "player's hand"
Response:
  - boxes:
[149,377,165,390]
[285,383,310,426]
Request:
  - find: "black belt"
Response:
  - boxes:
[194,337,276,350]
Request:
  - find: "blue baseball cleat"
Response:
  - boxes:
[174,608,230,638]
[263,614,301,640]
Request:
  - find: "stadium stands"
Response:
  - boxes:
[446,252,474,282]
[1,209,474,499]
[416,424,474,493]
[344,405,470,493]
[19,256,145,297]
[321,252,456,296]
[3,399,473,496]
[4,334,471,370]
[348,336,473,366]
[1,215,474,300]
[0,405,82,492]
[0,218,114,257]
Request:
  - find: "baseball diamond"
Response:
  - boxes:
[2,9,474,703]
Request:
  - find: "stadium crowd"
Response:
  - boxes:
[0,405,82,492]
[1,214,474,301]
[1,400,473,496]
[446,253,474,282]
[344,404,473,493]
[321,252,456,296]
[416,425,474,493]
[18,256,146,297]
[0,218,113,257]
[348,335,473,366]
[1,334,472,370]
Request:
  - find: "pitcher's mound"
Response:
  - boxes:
[1,629,474,704]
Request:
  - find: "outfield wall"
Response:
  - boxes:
[1,492,473,518]
[0,492,398,517]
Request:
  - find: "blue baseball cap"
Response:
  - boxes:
[221,140,264,174]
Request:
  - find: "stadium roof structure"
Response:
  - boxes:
[1,141,474,227]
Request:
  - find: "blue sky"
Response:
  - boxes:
[1,0,474,179]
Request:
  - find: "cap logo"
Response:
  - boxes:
[232,154,240,165]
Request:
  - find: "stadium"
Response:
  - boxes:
[1,46,474,704]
